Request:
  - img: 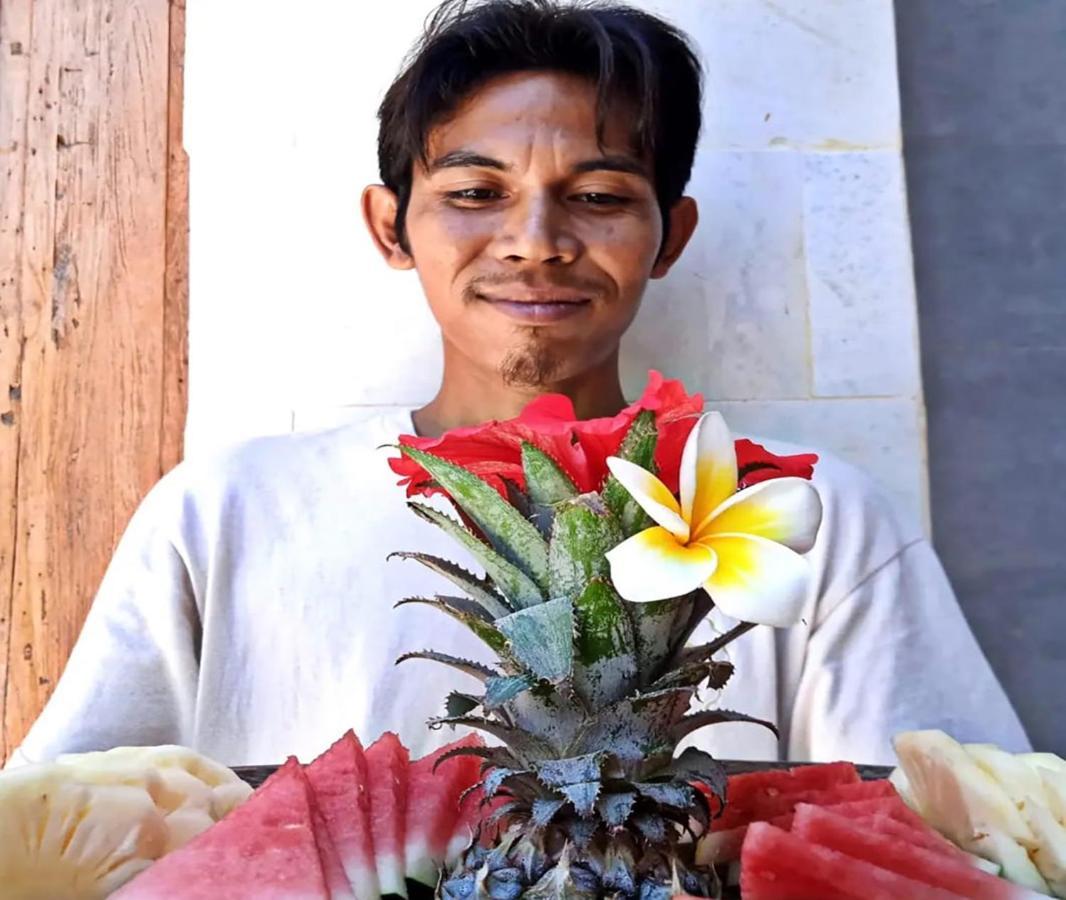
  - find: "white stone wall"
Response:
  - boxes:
[185,0,928,528]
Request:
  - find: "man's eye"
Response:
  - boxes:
[574,192,630,206]
[445,188,500,202]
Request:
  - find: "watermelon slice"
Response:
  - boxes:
[791,804,1039,899]
[715,776,896,831]
[405,735,484,887]
[856,812,1001,873]
[366,733,410,898]
[309,787,356,899]
[699,784,910,865]
[724,762,859,809]
[114,757,329,899]
[306,731,377,899]
[739,821,967,900]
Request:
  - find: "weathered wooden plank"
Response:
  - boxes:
[0,1,34,763]
[162,0,187,474]
[1,0,173,757]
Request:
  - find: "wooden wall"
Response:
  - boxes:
[0,0,187,759]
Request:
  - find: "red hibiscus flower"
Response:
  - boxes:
[390,371,817,500]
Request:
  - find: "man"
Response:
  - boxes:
[9,0,1027,768]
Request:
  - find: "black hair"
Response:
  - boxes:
[376,0,703,250]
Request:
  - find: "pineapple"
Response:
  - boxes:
[395,411,786,899]
[0,763,167,899]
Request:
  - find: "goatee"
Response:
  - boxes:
[500,336,561,388]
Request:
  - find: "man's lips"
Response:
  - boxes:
[475,290,593,324]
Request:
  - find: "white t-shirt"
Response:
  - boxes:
[8,409,1029,769]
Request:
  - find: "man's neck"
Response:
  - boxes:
[412,355,627,438]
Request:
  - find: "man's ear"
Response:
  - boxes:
[650,196,699,279]
[362,185,415,270]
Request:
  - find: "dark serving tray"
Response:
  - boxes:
[232,759,892,789]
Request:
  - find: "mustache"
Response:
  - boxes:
[462,272,605,303]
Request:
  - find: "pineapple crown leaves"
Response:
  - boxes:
[431,743,521,775]
[447,691,483,718]
[522,441,579,517]
[670,708,780,744]
[386,552,511,619]
[653,747,728,809]
[547,494,620,600]
[396,650,501,683]
[394,596,510,655]
[400,444,550,592]
[572,579,638,709]
[601,409,657,536]
[483,674,537,710]
[406,502,544,608]
[495,597,575,685]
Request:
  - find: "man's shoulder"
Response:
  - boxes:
[745,434,927,610]
[149,409,416,518]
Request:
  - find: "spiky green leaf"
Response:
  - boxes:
[396,650,499,683]
[407,503,544,608]
[531,797,567,828]
[495,597,574,684]
[401,446,550,590]
[535,752,604,787]
[561,781,601,817]
[656,747,728,804]
[446,691,482,718]
[388,551,512,618]
[483,674,536,710]
[483,767,528,799]
[633,781,694,809]
[396,596,509,654]
[601,410,657,536]
[596,790,637,828]
[428,715,556,766]
[432,744,521,774]
[572,579,638,708]
[624,595,691,686]
[522,442,579,506]
[648,659,734,692]
[547,494,620,601]
[670,708,780,743]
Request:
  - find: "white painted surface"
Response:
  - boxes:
[184,0,928,528]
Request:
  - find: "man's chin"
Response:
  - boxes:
[499,343,562,388]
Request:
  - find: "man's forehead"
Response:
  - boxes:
[422,70,650,175]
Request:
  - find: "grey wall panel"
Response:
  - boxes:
[896,1,1066,751]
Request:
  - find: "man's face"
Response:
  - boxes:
[375,71,694,387]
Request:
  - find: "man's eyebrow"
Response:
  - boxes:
[571,155,648,177]
[428,150,510,172]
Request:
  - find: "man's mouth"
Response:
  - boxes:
[475,289,593,324]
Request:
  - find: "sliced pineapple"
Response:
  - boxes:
[894,729,1051,893]
[55,744,252,821]
[0,763,167,899]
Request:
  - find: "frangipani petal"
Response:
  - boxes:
[680,412,738,535]
[701,534,810,627]
[695,477,822,552]
[606,527,717,604]
[606,457,689,541]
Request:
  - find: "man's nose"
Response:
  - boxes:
[493,195,581,265]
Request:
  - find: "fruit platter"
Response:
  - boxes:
[3,377,1064,897]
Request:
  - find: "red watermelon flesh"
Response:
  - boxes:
[309,784,356,899]
[306,730,378,899]
[699,786,908,865]
[113,757,329,900]
[856,812,993,868]
[791,804,1036,899]
[725,761,859,808]
[740,821,968,900]
[715,776,896,831]
[405,735,484,887]
[366,732,410,897]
